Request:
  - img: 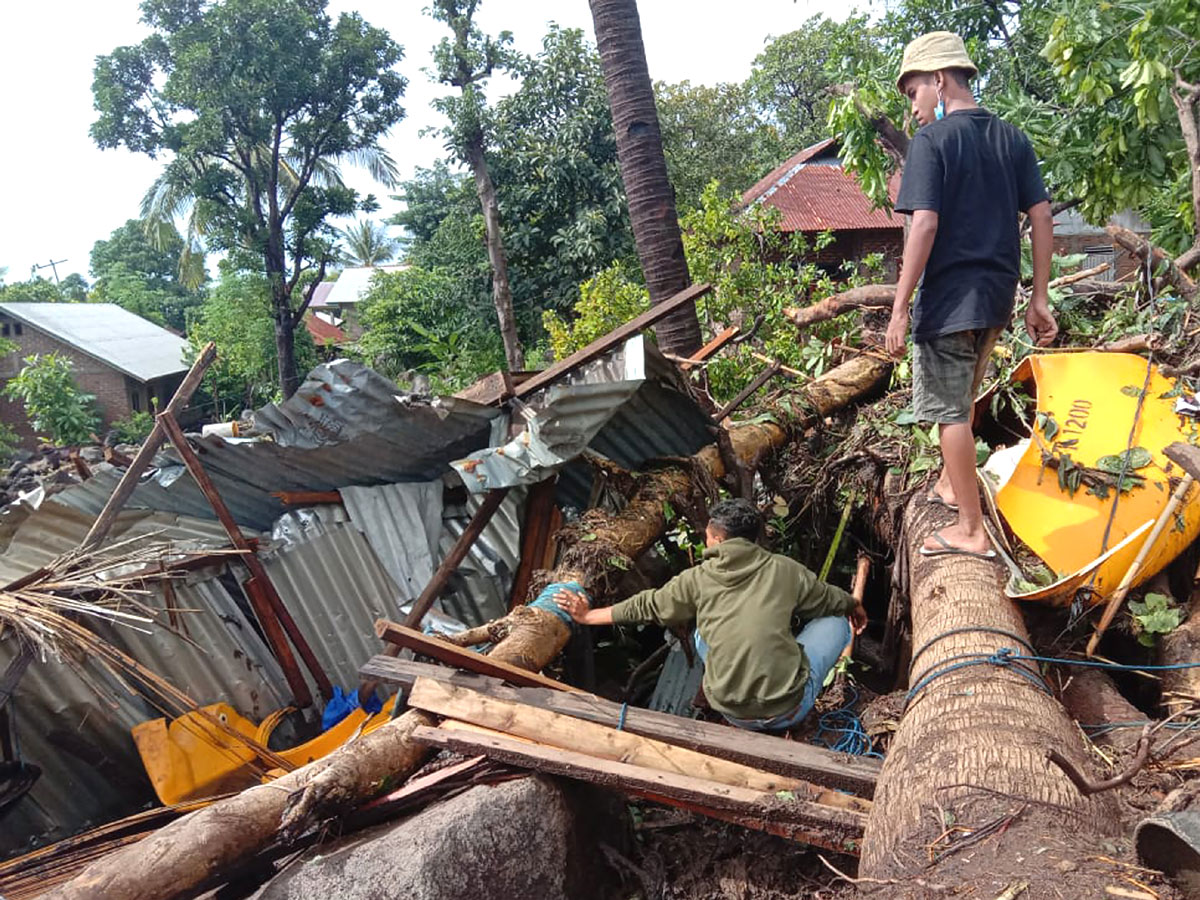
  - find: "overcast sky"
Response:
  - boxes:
[0,0,847,283]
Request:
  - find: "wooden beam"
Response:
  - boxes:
[270,491,343,506]
[411,724,865,853]
[158,412,330,706]
[359,655,880,795]
[715,360,783,423]
[508,477,558,610]
[80,342,216,553]
[513,282,711,400]
[676,325,740,372]
[407,677,869,812]
[372,622,580,693]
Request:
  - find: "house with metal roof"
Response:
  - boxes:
[0,302,191,446]
[742,138,903,279]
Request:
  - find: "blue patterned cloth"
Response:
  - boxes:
[529,580,586,627]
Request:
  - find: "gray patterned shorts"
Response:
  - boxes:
[912,327,1002,425]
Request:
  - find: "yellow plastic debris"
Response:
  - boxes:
[994,352,1200,605]
[133,700,395,805]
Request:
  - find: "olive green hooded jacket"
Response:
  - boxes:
[609,538,855,719]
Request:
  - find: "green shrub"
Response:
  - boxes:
[2,353,100,446]
[110,410,155,444]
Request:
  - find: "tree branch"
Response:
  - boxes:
[1046,726,1151,795]
[828,83,909,162]
[291,255,329,328]
[1107,224,1198,299]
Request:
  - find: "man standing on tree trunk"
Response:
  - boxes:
[886,31,1058,559]
[553,499,867,732]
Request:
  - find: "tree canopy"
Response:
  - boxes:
[91,0,407,396]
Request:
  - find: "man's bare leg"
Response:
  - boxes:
[924,422,990,553]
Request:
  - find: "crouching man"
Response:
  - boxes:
[554,498,867,733]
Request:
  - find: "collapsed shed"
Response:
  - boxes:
[0,331,712,858]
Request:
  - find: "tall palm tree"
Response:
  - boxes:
[338,219,400,266]
[588,0,702,356]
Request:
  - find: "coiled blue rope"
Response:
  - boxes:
[814,685,884,758]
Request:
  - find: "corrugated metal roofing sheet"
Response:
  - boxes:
[0,302,190,382]
[260,522,404,692]
[0,566,293,856]
[451,336,712,503]
[43,363,502,533]
[741,139,901,233]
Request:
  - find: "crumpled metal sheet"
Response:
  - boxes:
[436,488,524,627]
[451,336,712,497]
[37,361,502,533]
[0,497,236,585]
[340,482,443,604]
[0,566,293,856]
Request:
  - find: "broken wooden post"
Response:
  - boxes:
[80,342,217,552]
[508,477,559,609]
[357,487,511,705]
[158,412,331,706]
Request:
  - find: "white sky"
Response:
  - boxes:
[0,0,846,283]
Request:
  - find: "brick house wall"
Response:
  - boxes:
[802,228,904,281]
[0,314,182,447]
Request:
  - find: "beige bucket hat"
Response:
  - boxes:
[896,31,978,91]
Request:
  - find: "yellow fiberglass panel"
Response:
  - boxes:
[996,352,1200,604]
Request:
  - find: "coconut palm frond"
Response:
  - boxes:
[336,145,400,189]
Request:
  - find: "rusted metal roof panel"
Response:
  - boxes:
[741,138,902,233]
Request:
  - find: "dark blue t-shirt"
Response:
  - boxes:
[894,108,1049,342]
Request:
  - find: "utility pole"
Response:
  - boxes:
[31,258,68,284]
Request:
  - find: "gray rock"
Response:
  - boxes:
[79,446,105,463]
[255,775,613,900]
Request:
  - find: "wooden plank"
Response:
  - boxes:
[407,677,869,812]
[372,621,581,693]
[270,491,343,506]
[360,656,880,796]
[677,325,739,372]
[513,282,711,399]
[410,724,864,853]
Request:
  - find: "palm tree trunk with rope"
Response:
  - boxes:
[589,0,702,357]
[859,498,1119,893]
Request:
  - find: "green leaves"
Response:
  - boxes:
[1095,447,1153,473]
[2,353,100,447]
[1129,592,1183,647]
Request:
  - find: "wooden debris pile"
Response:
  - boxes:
[363,651,878,855]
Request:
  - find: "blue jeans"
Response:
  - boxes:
[693,616,852,732]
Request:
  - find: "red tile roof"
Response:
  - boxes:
[742,139,902,233]
[305,314,346,345]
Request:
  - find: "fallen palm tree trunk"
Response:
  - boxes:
[784,285,895,330]
[48,353,890,900]
[859,499,1120,893]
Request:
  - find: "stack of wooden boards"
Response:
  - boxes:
[362,650,881,854]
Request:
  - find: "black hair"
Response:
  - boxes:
[945,67,973,89]
[707,498,762,542]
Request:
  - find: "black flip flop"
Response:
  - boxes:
[919,530,997,560]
